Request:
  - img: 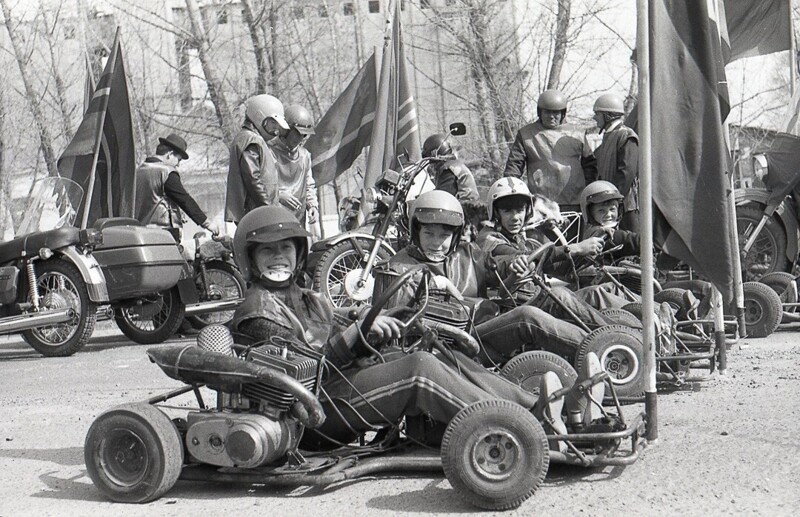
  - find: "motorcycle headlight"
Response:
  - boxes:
[752,154,769,182]
[80,228,103,247]
[364,187,383,205]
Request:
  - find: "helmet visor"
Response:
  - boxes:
[414,207,464,227]
[246,224,310,245]
[586,191,624,205]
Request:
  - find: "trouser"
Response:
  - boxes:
[475,304,588,363]
[531,285,614,329]
[575,282,634,310]
[316,350,537,441]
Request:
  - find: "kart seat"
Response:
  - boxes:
[0,227,81,259]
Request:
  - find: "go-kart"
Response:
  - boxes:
[83,267,645,511]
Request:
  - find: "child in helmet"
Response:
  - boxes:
[422,133,479,203]
[231,206,596,447]
[375,190,593,364]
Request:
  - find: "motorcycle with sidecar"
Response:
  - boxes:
[83,267,645,511]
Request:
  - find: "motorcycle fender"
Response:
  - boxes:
[57,247,110,303]
[734,188,770,208]
[777,204,800,264]
[311,233,395,256]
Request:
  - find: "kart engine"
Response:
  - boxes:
[185,343,320,469]
[415,293,471,347]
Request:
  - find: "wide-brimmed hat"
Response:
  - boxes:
[158,133,189,160]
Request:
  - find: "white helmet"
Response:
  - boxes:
[487,177,532,221]
[245,95,289,139]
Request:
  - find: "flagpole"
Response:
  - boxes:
[80,27,120,230]
[791,13,796,97]
[636,0,657,443]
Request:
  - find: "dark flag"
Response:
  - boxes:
[306,54,377,186]
[723,0,791,62]
[649,0,735,300]
[758,133,800,209]
[58,30,136,228]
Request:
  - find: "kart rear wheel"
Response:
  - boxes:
[84,403,183,503]
[312,238,392,308]
[576,325,645,399]
[600,307,642,328]
[21,259,97,357]
[653,288,693,320]
[742,281,782,338]
[114,287,185,344]
[736,205,789,281]
[441,399,549,511]
[500,351,578,397]
[186,260,245,329]
[759,271,798,305]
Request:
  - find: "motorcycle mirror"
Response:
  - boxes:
[752,153,768,181]
[449,122,466,136]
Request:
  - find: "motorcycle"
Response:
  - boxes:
[308,122,467,308]
[0,177,107,356]
[83,267,645,510]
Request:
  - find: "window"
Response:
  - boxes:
[63,25,76,39]
[445,0,457,6]
[368,0,380,13]
[217,7,228,24]
[319,4,328,17]
[343,2,354,15]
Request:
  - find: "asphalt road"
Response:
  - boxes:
[1,321,799,516]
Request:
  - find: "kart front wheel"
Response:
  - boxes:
[576,325,645,400]
[84,403,183,503]
[441,399,549,511]
[742,281,782,338]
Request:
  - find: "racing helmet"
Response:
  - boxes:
[409,190,464,254]
[422,133,453,159]
[285,104,316,135]
[233,206,311,282]
[487,177,533,222]
[579,180,624,223]
[593,93,625,114]
[245,95,289,140]
[537,89,567,122]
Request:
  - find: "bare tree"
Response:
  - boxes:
[547,0,571,89]
[39,3,74,142]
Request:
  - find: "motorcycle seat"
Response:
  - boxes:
[0,227,82,259]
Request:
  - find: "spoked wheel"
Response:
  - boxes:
[741,281,782,338]
[186,260,245,329]
[500,351,578,397]
[576,325,645,399]
[736,205,789,281]
[441,399,549,511]
[84,403,183,503]
[114,287,185,344]
[21,259,97,357]
[312,239,392,308]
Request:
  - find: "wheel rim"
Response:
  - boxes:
[325,249,374,308]
[470,430,521,481]
[195,269,243,325]
[744,298,764,325]
[30,271,81,345]
[738,217,780,281]
[122,292,174,331]
[99,427,150,487]
[599,345,639,385]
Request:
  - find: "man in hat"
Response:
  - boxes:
[135,132,220,240]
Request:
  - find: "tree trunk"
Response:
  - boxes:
[184,0,236,143]
[40,5,74,143]
[0,74,9,238]
[0,0,59,177]
[546,0,571,90]
[241,0,269,94]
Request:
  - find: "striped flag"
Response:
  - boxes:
[723,0,791,62]
[57,29,136,228]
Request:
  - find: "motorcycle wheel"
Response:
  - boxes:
[186,260,245,329]
[84,402,183,503]
[736,205,789,281]
[500,350,578,397]
[114,286,185,344]
[312,238,392,308]
[441,399,549,511]
[21,259,97,357]
[575,325,645,400]
[742,281,782,338]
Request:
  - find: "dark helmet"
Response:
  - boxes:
[233,206,311,282]
[422,133,453,159]
[284,104,315,135]
[409,190,464,255]
[536,89,567,123]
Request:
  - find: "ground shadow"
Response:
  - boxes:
[0,446,83,467]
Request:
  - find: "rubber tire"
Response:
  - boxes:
[621,302,644,320]
[186,260,246,329]
[84,403,183,503]
[441,399,549,511]
[653,288,692,320]
[742,281,782,338]
[600,307,642,328]
[576,325,645,399]
[736,205,789,281]
[759,271,797,303]
[500,351,578,397]
[21,259,97,357]
[114,286,185,344]
[312,238,392,308]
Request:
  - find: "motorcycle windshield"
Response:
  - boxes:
[16,177,84,236]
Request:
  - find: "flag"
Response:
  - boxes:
[723,0,791,62]
[649,0,735,300]
[364,0,421,188]
[57,29,136,228]
[306,54,377,186]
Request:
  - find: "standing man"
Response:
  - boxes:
[225,94,289,225]
[504,89,596,212]
[592,93,639,232]
[135,132,220,241]
[422,133,479,203]
[268,104,319,228]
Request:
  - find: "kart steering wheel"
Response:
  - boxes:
[501,241,556,294]
[359,265,427,338]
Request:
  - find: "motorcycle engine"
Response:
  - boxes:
[185,344,319,468]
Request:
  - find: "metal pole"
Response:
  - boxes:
[713,287,727,374]
[791,16,796,97]
[636,0,657,443]
[727,173,747,337]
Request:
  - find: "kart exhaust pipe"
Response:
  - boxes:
[182,298,244,317]
[0,308,74,334]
